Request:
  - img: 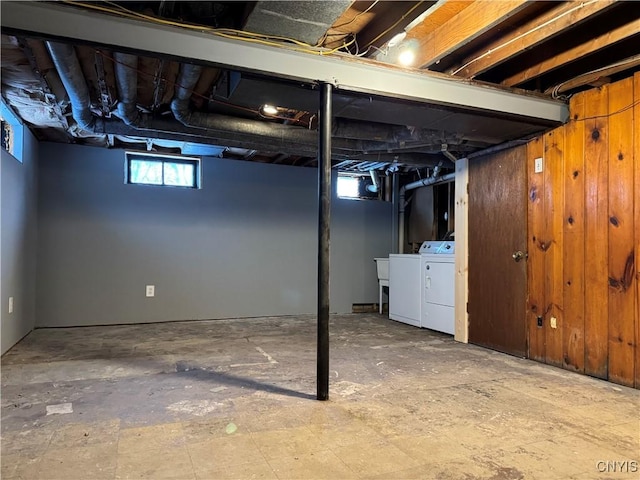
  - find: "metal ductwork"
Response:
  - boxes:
[113,52,140,126]
[167,64,443,156]
[170,63,203,128]
[45,42,462,166]
[45,41,94,131]
[332,118,414,143]
[346,152,450,168]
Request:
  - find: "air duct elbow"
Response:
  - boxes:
[171,64,203,127]
[114,52,140,126]
[45,41,96,131]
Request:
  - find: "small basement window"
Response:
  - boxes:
[337,173,381,200]
[1,100,24,162]
[126,152,200,188]
[337,175,360,198]
[1,120,13,154]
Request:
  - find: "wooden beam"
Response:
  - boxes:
[1,0,568,124]
[454,157,469,344]
[404,1,472,42]
[450,0,617,79]
[502,18,640,87]
[414,0,531,69]
[358,1,436,52]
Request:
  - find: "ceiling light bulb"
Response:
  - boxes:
[262,104,278,115]
[398,49,415,66]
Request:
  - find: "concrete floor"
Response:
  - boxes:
[1,314,638,480]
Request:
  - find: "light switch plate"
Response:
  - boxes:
[8,296,14,314]
[146,285,155,297]
[534,157,543,173]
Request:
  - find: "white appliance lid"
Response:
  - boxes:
[419,241,455,254]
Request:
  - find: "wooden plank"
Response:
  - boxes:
[414,0,530,69]
[607,76,635,387]
[357,1,437,51]
[583,84,610,379]
[454,157,469,343]
[404,1,472,44]
[527,136,545,362]
[562,93,586,372]
[635,71,640,389]
[543,128,564,367]
[451,0,616,78]
[502,19,640,88]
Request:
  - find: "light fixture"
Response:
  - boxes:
[396,38,419,67]
[398,48,416,67]
[387,32,407,48]
[261,104,278,116]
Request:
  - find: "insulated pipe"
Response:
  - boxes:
[369,170,380,192]
[332,118,412,143]
[398,173,456,253]
[168,65,393,152]
[317,82,332,402]
[45,41,94,130]
[46,43,406,157]
[170,63,203,123]
[391,174,400,253]
[347,152,448,167]
[46,43,478,163]
[114,52,140,126]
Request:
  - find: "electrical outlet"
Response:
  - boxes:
[550,316,557,329]
[145,285,155,297]
[8,297,14,314]
[537,316,543,327]
[534,157,543,173]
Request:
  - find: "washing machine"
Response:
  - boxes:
[388,253,421,327]
[419,241,455,335]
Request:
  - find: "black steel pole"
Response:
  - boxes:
[317,82,332,401]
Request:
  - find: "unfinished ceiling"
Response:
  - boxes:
[1,1,638,174]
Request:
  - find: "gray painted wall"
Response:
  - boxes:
[1,130,38,354]
[37,143,391,327]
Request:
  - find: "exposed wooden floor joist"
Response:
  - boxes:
[449,0,618,79]
[414,0,531,69]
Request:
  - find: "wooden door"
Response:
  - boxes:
[468,146,528,357]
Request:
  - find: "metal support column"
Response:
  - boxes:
[317,82,332,401]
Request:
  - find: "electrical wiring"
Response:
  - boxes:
[332,1,380,31]
[450,0,599,77]
[549,55,640,99]
[574,98,640,122]
[62,0,354,56]
[316,0,379,47]
[361,1,425,50]
[210,30,356,55]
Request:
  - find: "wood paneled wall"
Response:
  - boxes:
[527,72,639,388]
